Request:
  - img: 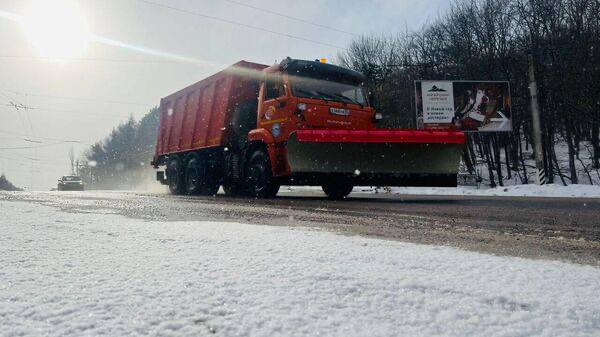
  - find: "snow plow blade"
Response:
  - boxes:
[286,130,466,187]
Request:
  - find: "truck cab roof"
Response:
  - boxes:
[279,58,366,84]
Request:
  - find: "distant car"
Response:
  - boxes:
[57,175,84,191]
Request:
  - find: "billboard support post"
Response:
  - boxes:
[528,55,546,185]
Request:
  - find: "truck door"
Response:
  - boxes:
[259,73,288,138]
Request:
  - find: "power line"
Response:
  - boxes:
[0,90,13,100]
[134,0,345,49]
[23,138,43,144]
[0,154,69,168]
[0,92,30,132]
[1,105,136,119]
[0,91,37,137]
[222,0,356,36]
[2,102,35,111]
[0,141,70,150]
[1,88,148,106]
[0,129,93,145]
[1,89,149,128]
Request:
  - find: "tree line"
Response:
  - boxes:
[338,0,600,186]
[78,108,159,189]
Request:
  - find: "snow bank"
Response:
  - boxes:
[1,201,599,336]
[382,184,600,198]
[284,184,600,198]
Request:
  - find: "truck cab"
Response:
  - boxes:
[257,58,377,136]
[242,59,465,198]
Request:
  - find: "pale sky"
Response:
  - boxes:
[0,0,450,190]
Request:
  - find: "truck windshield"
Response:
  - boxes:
[289,75,367,106]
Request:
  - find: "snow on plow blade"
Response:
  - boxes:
[286,130,466,187]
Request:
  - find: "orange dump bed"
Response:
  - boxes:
[155,61,267,157]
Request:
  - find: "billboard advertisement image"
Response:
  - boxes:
[415,81,512,132]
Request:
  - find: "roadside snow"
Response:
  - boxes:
[1,201,599,337]
[284,184,600,198]
[383,184,600,198]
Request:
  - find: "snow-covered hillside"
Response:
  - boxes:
[1,201,599,336]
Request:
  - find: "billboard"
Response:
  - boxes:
[415,81,512,132]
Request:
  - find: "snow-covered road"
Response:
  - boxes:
[1,201,599,337]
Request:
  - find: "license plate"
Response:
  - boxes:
[330,107,350,116]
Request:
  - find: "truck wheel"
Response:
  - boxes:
[167,158,185,195]
[245,149,280,198]
[322,182,353,200]
[185,157,220,196]
[184,157,203,195]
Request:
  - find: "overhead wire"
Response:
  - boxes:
[222,0,356,36]
[1,102,141,119]
[0,129,93,145]
[0,88,148,106]
[0,89,29,131]
[0,141,71,150]
[0,154,69,168]
[134,0,345,49]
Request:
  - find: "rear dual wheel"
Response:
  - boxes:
[185,157,219,196]
[167,158,185,195]
[169,149,279,198]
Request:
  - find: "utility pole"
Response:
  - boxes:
[69,146,75,175]
[528,55,546,185]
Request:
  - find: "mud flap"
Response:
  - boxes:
[156,171,168,185]
[286,130,465,187]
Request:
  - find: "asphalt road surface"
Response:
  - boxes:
[1,189,599,266]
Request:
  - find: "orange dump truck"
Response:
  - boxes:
[152,58,466,198]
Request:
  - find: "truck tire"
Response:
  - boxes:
[322,181,353,200]
[223,152,244,196]
[167,157,185,195]
[185,156,219,196]
[245,149,280,198]
[184,157,203,195]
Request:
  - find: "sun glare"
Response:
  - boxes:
[22,0,89,59]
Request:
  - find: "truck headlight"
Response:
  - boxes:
[374,113,383,120]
